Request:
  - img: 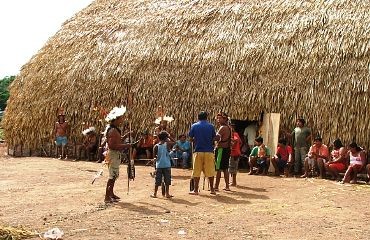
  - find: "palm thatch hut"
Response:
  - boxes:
[3,0,370,152]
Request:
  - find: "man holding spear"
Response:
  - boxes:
[104,106,131,203]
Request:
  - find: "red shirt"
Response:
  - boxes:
[276,145,292,161]
[231,132,242,157]
[140,135,154,148]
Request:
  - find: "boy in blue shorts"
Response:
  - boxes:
[151,131,173,198]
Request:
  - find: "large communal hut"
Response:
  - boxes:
[3,0,370,153]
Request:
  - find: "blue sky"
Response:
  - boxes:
[0,0,93,78]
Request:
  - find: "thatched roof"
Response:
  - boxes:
[3,0,370,149]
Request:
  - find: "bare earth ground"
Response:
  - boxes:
[1,154,370,239]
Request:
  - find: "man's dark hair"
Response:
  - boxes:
[314,136,322,142]
[158,131,169,141]
[349,142,362,152]
[216,111,228,119]
[333,139,343,149]
[178,134,186,138]
[255,136,263,143]
[198,111,208,120]
[278,138,287,145]
[297,118,305,125]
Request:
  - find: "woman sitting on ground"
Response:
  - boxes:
[342,142,366,184]
[325,139,347,181]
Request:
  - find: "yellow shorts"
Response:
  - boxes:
[192,152,215,178]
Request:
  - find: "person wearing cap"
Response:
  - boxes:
[214,112,232,191]
[287,118,312,175]
[104,106,131,203]
[54,113,69,159]
[301,136,329,178]
[188,111,217,195]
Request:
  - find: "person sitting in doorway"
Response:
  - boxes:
[325,139,347,181]
[132,130,154,160]
[249,137,271,175]
[169,134,191,168]
[271,138,293,177]
[301,136,329,178]
[243,122,258,151]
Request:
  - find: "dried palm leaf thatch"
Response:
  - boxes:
[2,0,370,150]
[0,225,37,240]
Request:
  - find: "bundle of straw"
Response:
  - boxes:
[0,225,37,240]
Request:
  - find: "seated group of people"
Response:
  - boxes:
[247,135,369,184]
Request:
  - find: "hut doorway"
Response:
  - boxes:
[230,119,258,169]
[231,113,281,172]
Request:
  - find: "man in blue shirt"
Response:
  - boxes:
[188,111,216,195]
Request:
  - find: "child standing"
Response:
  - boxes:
[229,123,242,186]
[151,131,173,198]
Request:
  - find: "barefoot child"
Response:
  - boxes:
[229,122,242,186]
[151,131,173,198]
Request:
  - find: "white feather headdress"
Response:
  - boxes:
[82,127,96,136]
[154,115,174,124]
[105,106,127,122]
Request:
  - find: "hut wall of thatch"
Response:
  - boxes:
[3,0,370,150]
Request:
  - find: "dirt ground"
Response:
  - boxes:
[1,153,370,240]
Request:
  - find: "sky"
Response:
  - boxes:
[0,0,94,78]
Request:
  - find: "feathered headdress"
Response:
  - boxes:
[105,106,127,122]
[154,115,174,124]
[82,127,96,136]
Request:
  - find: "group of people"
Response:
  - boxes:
[245,118,369,185]
[53,112,191,168]
[54,108,369,203]
[54,112,99,161]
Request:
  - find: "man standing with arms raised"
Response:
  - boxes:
[189,111,217,195]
